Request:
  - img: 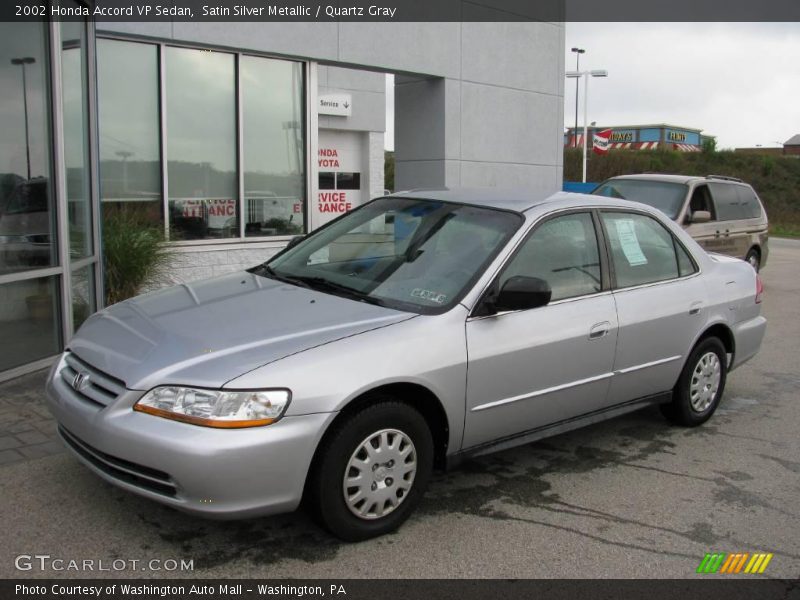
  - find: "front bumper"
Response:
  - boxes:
[45,355,336,519]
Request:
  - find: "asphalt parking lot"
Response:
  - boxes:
[0,239,798,580]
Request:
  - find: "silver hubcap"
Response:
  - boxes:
[748,254,759,269]
[690,351,721,413]
[343,428,417,520]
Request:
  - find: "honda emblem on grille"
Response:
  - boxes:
[71,371,90,391]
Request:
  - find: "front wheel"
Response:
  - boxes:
[661,337,727,427]
[306,400,433,541]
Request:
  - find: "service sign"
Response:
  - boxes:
[318,94,352,117]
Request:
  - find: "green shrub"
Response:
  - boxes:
[102,207,175,305]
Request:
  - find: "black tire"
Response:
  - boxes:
[661,337,727,427]
[745,248,761,272]
[306,400,433,541]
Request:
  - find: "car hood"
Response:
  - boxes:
[69,271,414,390]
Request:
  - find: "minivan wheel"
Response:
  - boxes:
[306,400,433,541]
[661,337,727,427]
[745,248,761,272]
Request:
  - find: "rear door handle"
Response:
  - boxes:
[689,301,703,315]
[589,321,611,340]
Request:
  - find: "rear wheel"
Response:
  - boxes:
[745,248,761,272]
[306,400,433,541]
[661,337,727,427]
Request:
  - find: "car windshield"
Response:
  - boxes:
[256,196,522,314]
[592,179,688,219]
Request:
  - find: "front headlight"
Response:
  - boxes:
[134,386,291,428]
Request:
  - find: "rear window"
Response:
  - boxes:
[592,179,688,220]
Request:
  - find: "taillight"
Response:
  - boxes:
[755,274,764,304]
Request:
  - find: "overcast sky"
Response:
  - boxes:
[565,22,800,149]
[386,22,800,152]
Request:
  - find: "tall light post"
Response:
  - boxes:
[570,48,585,148]
[566,69,608,183]
[10,57,36,180]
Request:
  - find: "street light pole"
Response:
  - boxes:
[566,69,608,183]
[115,151,133,193]
[11,57,36,181]
[570,48,585,148]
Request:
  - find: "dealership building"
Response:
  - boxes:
[0,15,566,380]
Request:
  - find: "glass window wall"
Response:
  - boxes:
[0,22,56,276]
[97,39,161,225]
[241,55,305,237]
[166,47,237,240]
[96,39,307,243]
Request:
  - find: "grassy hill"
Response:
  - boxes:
[564,148,800,237]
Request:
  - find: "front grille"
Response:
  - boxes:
[58,426,177,498]
[59,351,125,408]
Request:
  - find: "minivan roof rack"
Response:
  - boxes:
[706,174,743,183]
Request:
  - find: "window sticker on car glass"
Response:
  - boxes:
[614,219,648,266]
[411,288,447,304]
[307,247,330,265]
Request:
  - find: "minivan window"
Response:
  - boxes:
[602,211,680,288]
[708,182,755,221]
[593,180,688,219]
[260,197,522,314]
[735,185,763,219]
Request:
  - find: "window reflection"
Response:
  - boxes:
[0,277,62,371]
[61,18,93,259]
[71,263,96,330]
[0,22,56,275]
[166,47,237,240]
[242,56,305,237]
[97,40,161,225]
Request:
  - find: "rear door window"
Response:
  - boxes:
[735,186,763,219]
[601,211,680,288]
[709,182,748,221]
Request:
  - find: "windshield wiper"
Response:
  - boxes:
[249,264,311,288]
[289,276,386,306]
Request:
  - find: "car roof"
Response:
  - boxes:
[388,187,564,213]
[603,173,751,187]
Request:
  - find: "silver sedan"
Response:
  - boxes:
[45,189,766,540]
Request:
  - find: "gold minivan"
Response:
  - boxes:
[592,174,769,271]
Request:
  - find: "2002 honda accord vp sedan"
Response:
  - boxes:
[46,189,766,541]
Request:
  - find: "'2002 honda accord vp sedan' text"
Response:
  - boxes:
[45,189,766,540]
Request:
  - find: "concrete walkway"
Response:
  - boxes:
[0,369,61,465]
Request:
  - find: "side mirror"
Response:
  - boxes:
[286,235,305,250]
[493,276,552,313]
[688,210,711,224]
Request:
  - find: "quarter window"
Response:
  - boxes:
[602,212,681,287]
[500,212,602,302]
[675,240,698,277]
